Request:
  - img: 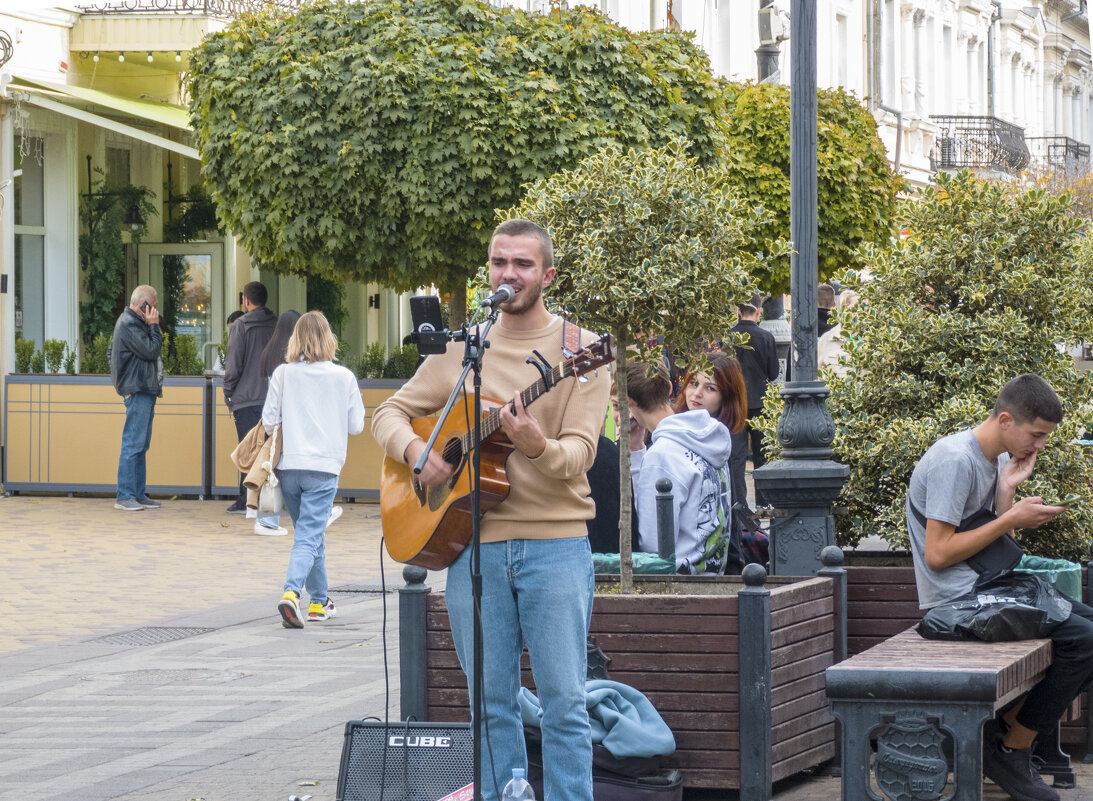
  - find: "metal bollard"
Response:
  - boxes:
[655,477,675,561]
[738,563,772,801]
[399,564,429,722]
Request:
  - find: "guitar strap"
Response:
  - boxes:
[561,318,581,358]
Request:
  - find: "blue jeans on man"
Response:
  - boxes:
[117,391,156,501]
[445,536,595,801]
[277,469,339,604]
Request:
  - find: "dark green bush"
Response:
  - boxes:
[14,338,34,373]
[383,344,420,379]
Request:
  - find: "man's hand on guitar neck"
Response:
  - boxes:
[500,391,546,459]
[404,439,454,487]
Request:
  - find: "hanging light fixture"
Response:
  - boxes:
[117,52,125,62]
[92,52,99,63]
[175,51,182,63]
[124,204,145,231]
[147,51,153,63]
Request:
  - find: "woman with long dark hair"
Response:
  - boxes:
[251,310,302,535]
[673,352,749,574]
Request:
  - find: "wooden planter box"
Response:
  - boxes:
[3,373,206,495]
[4,374,405,499]
[844,559,1091,747]
[410,573,837,790]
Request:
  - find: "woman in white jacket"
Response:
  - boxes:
[262,311,366,628]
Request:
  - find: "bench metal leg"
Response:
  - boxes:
[1034,722,1076,789]
[830,699,995,801]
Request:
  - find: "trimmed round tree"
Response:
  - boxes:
[188,0,727,315]
[758,170,1093,559]
[507,138,784,589]
[720,82,903,297]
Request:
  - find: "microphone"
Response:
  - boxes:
[480,284,514,309]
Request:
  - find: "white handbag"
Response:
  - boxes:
[257,425,284,515]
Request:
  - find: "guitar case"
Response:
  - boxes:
[523,726,683,801]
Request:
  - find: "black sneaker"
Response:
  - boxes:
[226,500,247,515]
[983,737,1059,801]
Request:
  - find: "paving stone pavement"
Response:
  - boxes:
[5,494,1093,800]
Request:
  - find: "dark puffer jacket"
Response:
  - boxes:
[109,308,164,397]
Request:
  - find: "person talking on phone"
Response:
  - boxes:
[108,285,164,512]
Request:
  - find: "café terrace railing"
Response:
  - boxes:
[930,114,1031,174]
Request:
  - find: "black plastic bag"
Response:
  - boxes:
[917,572,1072,642]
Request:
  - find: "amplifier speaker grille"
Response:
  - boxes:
[337,720,473,801]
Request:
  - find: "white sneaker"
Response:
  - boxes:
[326,505,343,530]
[254,521,288,536]
[245,508,257,519]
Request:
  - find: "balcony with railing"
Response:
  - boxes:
[929,115,1030,175]
[74,0,303,16]
[1026,135,1091,175]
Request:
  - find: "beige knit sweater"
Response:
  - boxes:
[371,315,611,543]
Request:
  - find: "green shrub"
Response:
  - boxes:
[63,343,77,375]
[15,338,34,373]
[171,334,204,376]
[29,349,45,374]
[83,333,111,374]
[757,171,1093,560]
[43,339,66,374]
[383,344,420,379]
[358,342,387,379]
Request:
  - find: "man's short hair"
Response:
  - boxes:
[737,293,763,317]
[492,219,553,271]
[626,360,672,412]
[994,374,1063,424]
[242,281,268,307]
[818,283,835,309]
[130,285,157,308]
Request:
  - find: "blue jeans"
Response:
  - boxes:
[116,392,156,501]
[277,469,338,604]
[446,537,594,801]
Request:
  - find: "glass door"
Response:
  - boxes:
[138,243,224,368]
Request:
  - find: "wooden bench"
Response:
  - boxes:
[826,627,1054,801]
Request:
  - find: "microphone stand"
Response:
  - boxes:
[412,307,500,801]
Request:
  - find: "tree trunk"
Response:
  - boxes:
[616,330,634,594]
[449,283,467,330]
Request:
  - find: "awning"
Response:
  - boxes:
[5,74,198,161]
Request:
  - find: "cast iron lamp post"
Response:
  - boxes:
[752,0,849,576]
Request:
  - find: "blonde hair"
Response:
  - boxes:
[286,310,338,364]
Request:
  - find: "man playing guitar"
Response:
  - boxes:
[372,219,610,801]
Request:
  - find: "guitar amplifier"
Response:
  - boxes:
[336,720,474,801]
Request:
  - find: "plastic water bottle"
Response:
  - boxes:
[500,768,535,801]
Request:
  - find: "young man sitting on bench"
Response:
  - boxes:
[906,373,1093,801]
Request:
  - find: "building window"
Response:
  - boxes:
[14,137,45,346]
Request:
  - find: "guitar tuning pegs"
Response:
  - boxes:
[578,375,588,383]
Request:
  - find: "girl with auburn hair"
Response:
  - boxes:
[262,311,366,628]
[673,352,749,574]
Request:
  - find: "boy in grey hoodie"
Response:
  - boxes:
[626,361,733,575]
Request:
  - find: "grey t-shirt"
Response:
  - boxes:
[906,429,1009,609]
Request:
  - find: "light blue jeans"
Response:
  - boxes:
[116,392,156,501]
[445,537,594,801]
[277,469,338,604]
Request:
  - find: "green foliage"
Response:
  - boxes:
[64,344,77,375]
[29,349,44,374]
[160,255,186,336]
[161,333,204,376]
[757,171,1093,560]
[79,169,157,346]
[15,338,35,373]
[188,0,726,295]
[43,339,66,374]
[508,138,779,367]
[83,333,111,374]
[307,277,349,336]
[216,326,229,370]
[383,345,421,379]
[163,184,219,243]
[719,82,904,296]
[358,341,387,379]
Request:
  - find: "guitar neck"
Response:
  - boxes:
[464,362,566,450]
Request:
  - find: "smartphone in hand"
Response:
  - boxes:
[140,302,151,315]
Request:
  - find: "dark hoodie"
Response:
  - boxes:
[223,305,277,411]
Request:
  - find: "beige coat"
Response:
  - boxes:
[229,421,283,509]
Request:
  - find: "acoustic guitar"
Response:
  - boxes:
[380,334,615,569]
